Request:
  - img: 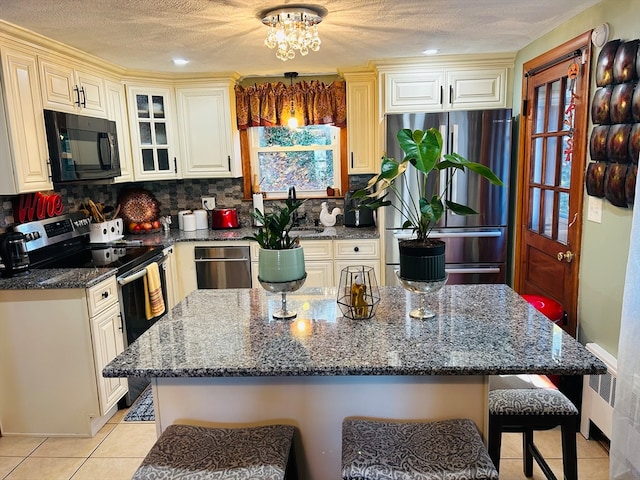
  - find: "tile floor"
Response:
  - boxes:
[0,410,610,480]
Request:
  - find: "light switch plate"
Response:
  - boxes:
[587,196,603,223]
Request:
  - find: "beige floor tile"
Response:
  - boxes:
[0,457,23,479]
[107,408,127,424]
[0,437,46,457]
[90,423,157,458]
[4,457,84,480]
[499,448,609,480]
[70,457,143,480]
[31,424,115,458]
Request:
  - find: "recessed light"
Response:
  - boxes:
[172,58,189,66]
[422,49,438,56]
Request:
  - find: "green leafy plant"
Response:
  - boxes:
[245,198,304,249]
[353,128,503,241]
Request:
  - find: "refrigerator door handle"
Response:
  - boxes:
[428,230,502,239]
[450,123,459,205]
[445,266,501,274]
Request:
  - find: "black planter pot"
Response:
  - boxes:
[398,239,446,282]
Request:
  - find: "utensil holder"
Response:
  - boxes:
[337,266,380,320]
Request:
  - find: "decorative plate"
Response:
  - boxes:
[117,188,161,224]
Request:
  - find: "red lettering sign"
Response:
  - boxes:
[16,192,64,223]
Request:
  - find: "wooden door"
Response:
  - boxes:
[515,32,592,337]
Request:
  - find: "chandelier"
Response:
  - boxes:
[260,6,326,61]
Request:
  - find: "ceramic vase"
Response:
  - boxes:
[398,239,446,282]
[258,246,305,283]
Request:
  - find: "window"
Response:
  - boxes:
[249,125,341,198]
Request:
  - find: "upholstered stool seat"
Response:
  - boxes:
[132,423,297,480]
[488,381,579,480]
[342,418,498,480]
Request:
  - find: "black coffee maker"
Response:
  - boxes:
[344,190,376,228]
[0,231,30,277]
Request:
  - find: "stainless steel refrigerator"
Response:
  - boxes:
[384,109,512,285]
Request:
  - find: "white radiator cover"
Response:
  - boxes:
[580,343,618,440]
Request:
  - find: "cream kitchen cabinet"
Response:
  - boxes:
[105,79,135,183]
[39,58,107,117]
[126,84,180,180]
[380,60,510,113]
[0,275,127,436]
[0,44,52,194]
[176,84,240,178]
[344,71,377,174]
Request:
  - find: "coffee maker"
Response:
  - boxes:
[344,191,376,228]
[0,231,30,277]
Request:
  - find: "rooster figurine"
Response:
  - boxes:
[319,202,342,227]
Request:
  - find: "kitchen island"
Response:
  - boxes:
[104,285,605,479]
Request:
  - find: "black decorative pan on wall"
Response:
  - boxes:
[587,38,640,208]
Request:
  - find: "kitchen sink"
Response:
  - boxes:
[289,227,328,237]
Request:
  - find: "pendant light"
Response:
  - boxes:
[285,72,298,129]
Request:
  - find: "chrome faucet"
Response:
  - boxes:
[288,186,299,226]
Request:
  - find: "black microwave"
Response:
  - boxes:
[44,109,121,183]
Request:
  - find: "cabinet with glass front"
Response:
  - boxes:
[126,85,180,180]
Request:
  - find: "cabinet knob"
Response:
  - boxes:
[102,291,109,299]
[353,246,359,252]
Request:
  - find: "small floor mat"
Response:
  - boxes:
[124,386,155,422]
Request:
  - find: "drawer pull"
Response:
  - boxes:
[354,246,359,252]
[102,291,109,299]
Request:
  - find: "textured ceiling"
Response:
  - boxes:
[0,0,603,77]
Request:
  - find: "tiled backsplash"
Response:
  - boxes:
[0,175,372,233]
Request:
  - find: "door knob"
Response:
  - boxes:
[557,250,575,263]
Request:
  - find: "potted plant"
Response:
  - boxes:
[353,128,503,282]
[245,198,306,283]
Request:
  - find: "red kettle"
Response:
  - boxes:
[211,208,239,229]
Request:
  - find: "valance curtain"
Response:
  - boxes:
[234,80,346,130]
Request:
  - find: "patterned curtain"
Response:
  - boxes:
[234,80,346,130]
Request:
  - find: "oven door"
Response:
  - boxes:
[116,251,168,405]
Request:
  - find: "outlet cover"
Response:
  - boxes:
[587,196,603,223]
[201,197,216,210]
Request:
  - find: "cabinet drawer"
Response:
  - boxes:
[86,276,118,316]
[334,239,379,259]
[300,240,333,260]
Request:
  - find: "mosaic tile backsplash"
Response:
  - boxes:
[0,175,372,234]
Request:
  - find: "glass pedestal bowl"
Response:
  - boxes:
[258,273,307,319]
[395,271,448,319]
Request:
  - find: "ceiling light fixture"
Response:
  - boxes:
[285,71,299,128]
[422,49,439,56]
[172,58,189,66]
[260,6,326,61]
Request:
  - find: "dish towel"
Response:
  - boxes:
[144,262,165,320]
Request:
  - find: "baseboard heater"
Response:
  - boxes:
[580,342,618,440]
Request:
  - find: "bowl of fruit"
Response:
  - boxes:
[118,188,162,234]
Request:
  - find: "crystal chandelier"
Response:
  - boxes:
[261,6,326,61]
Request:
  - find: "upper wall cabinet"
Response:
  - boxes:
[126,84,180,181]
[104,79,134,183]
[378,56,513,114]
[39,58,107,117]
[175,84,240,178]
[343,71,378,175]
[0,45,52,194]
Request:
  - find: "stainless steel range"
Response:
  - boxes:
[15,213,169,405]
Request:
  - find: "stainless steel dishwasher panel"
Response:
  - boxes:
[194,246,251,289]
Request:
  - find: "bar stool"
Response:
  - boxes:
[488,375,579,480]
[132,423,297,480]
[342,418,498,479]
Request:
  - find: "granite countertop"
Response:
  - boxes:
[0,268,116,290]
[103,284,607,379]
[0,226,379,290]
[128,225,379,245]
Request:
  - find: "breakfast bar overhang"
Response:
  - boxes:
[103,285,606,479]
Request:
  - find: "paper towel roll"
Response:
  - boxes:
[182,213,196,232]
[178,210,191,230]
[252,193,264,226]
[194,209,208,230]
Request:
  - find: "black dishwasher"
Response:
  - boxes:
[194,246,252,288]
